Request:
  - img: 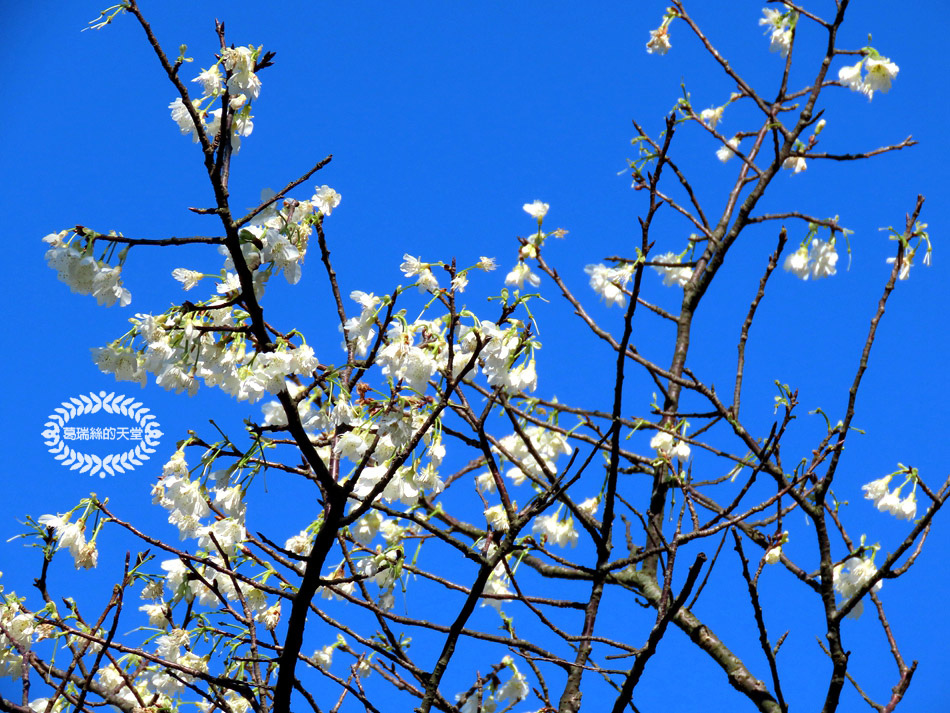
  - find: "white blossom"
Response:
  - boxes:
[285,530,312,556]
[783,155,807,173]
[496,666,530,706]
[481,562,512,610]
[484,504,510,532]
[651,252,693,287]
[260,603,281,631]
[172,268,203,290]
[864,56,899,96]
[784,240,837,281]
[313,644,334,669]
[43,237,131,307]
[886,253,913,280]
[312,185,342,216]
[650,430,691,461]
[192,65,223,97]
[585,263,632,307]
[522,200,549,220]
[505,262,541,289]
[169,98,201,142]
[861,475,893,508]
[139,603,170,628]
[759,7,795,57]
[532,512,578,548]
[809,239,838,279]
[699,107,723,129]
[646,26,672,55]
[897,492,917,520]
[838,60,867,95]
[783,245,810,278]
[833,555,881,619]
[717,136,740,163]
[221,46,262,100]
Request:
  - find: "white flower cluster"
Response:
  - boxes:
[37,513,97,569]
[94,309,318,401]
[650,428,691,461]
[759,5,796,57]
[504,260,541,290]
[325,406,448,507]
[646,26,672,55]
[495,425,572,485]
[456,656,530,713]
[400,254,440,293]
[159,550,272,628]
[146,629,209,696]
[343,290,382,356]
[311,635,346,669]
[838,54,899,101]
[322,547,404,611]
[783,239,838,280]
[216,185,336,287]
[651,251,693,287]
[532,509,578,548]
[376,319,443,393]
[221,46,262,101]
[93,663,169,710]
[425,317,539,394]
[151,451,248,555]
[0,591,35,679]
[42,231,130,307]
[348,458,444,508]
[862,475,917,520]
[169,45,264,151]
[585,263,634,308]
[833,554,881,619]
[495,659,531,705]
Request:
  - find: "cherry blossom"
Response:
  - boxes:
[646,26,671,55]
[522,200,549,220]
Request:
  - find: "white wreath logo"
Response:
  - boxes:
[41,391,163,478]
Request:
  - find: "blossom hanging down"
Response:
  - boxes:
[646,10,676,55]
[717,136,740,163]
[650,428,691,462]
[505,261,541,290]
[833,553,881,619]
[42,231,131,307]
[650,251,693,287]
[532,510,578,548]
[783,239,838,280]
[838,52,899,101]
[862,471,917,520]
[883,220,930,281]
[699,106,724,129]
[584,263,633,307]
[37,513,98,569]
[759,5,797,57]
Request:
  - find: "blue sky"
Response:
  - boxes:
[2,1,948,710]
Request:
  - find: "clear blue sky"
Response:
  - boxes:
[2,1,948,710]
